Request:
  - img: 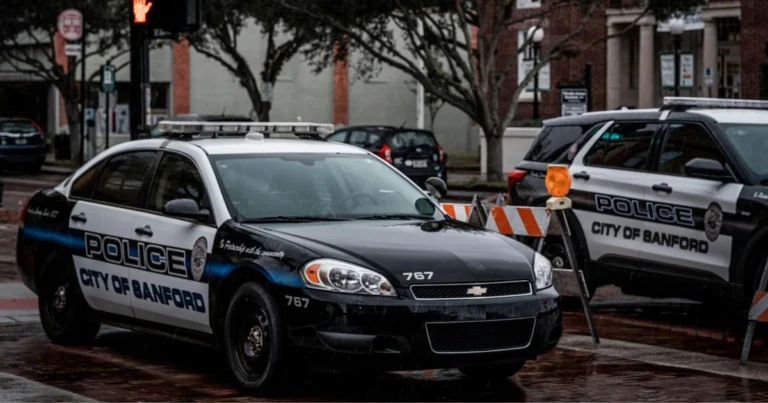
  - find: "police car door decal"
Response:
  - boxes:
[69,200,137,318]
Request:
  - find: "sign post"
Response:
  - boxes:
[705,66,713,97]
[58,8,85,164]
[560,88,588,117]
[100,64,116,148]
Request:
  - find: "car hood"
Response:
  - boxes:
[244,220,535,287]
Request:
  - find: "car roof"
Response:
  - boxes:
[0,117,34,122]
[542,109,661,126]
[687,109,768,124]
[131,137,370,156]
[336,125,434,133]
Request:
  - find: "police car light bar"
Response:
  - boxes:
[662,97,768,110]
[157,121,335,134]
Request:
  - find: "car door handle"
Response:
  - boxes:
[573,171,590,180]
[135,225,153,237]
[70,213,87,223]
[652,183,673,193]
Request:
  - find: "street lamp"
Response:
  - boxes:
[528,26,544,120]
[668,17,685,97]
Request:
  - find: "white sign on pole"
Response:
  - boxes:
[705,66,713,87]
[57,9,83,42]
[660,53,675,89]
[680,53,694,89]
[64,43,82,56]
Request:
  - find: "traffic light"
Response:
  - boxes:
[141,0,201,34]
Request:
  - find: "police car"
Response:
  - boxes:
[512,97,768,306]
[15,121,562,393]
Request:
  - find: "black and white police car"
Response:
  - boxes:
[511,97,768,306]
[16,120,562,393]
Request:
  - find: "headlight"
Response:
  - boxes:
[300,259,397,297]
[533,252,553,290]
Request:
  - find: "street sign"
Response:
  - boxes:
[64,43,82,57]
[100,64,116,93]
[561,88,588,117]
[705,67,713,87]
[57,9,83,42]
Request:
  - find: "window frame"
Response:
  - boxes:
[143,150,217,226]
[89,150,161,209]
[580,121,664,173]
[69,160,107,200]
[652,121,735,179]
[326,130,349,143]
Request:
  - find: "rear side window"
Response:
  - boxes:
[92,151,157,207]
[389,131,437,149]
[70,161,105,199]
[583,122,660,171]
[524,125,584,163]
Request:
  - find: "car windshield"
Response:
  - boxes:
[0,121,37,133]
[210,153,440,221]
[719,123,768,178]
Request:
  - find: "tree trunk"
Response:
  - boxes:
[259,101,272,122]
[486,126,504,182]
[64,99,81,163]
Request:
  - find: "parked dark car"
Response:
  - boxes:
[148,114,254,138]
[326,125,447,187]
[0,117,48,172]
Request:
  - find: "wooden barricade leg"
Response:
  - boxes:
[740,258,768,366]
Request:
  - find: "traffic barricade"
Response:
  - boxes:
[740,260,768,366]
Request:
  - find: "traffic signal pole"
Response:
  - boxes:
[130,1,150,140]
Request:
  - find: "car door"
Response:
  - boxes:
[69,150,159,318]
[639,122,743,281]
[130,151,218,334]
[569,121,664,264]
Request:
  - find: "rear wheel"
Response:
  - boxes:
[38,258,100,345]
[223,282,292,394]
[459,361,526,380]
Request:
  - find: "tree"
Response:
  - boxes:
[283,0,704,181]
[0,0,129,163]
[406,79,447,131]
[186,0,319,122]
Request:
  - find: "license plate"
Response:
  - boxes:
[412,159,428,168]
[15,139,27,145]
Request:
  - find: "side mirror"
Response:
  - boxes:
[684,158,733,182]
[425,177,448,200]
[164,199,210,221]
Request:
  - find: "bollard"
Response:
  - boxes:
[740,258,768,366]
[545,164,599,343]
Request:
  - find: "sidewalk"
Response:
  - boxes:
[0,283,39,324]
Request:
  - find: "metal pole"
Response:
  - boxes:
[105,92,110,149]
[130,19,148,140]
[416,19,425,129]
[674,35,681,97]
[79,18,87,165]
[532,44,540,120]
[556,208,599,343]
[740,259,768,366]
[584,64,592,112]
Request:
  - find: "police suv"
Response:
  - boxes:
[16,121,562,393]
[511,97,768,306]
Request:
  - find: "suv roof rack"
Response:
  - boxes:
[661,97,768,112]
[156,121,334,140]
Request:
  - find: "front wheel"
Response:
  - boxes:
[459,361,526,380]
[542,238,596,302]
[38,258,101,345]
[223,282,291,394]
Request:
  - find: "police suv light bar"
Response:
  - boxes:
[663,97,768,110]
[157,120,334,140]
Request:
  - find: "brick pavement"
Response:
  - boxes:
[0,323,767,401]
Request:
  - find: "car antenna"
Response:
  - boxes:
[400,120,406,128]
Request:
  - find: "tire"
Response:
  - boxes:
[38,257,101,345]
[541,238,596,301]
[459,361,526,380]
[223,282,291,394]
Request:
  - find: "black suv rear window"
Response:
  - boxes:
[389,130,437,149]
[524,125,584,163]
[0,121,37,133]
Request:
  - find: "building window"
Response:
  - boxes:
[717,17,740,42]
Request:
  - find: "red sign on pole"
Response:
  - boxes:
[57,9,83,42]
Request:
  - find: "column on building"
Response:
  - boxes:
[606,23,621,109]
[702,16,718,98]
[637,20,656,108]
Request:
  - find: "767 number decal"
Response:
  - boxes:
[403,272,433,281]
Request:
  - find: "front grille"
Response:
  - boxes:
[426,317,536,354]
[410,281,531,300]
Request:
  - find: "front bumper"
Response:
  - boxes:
[284,285,562,372]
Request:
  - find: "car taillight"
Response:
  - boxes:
[377,143,393,163]
[19,197,32,225]
[30,121,44,139]
[507,170,527,193]
[437,144,444,163]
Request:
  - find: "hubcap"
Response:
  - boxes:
[245,325,264,357]
[552,256,566,268]
[53,285,67,311]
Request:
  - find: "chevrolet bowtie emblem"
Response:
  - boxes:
[466,286,488,296]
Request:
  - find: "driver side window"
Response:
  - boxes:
[148,153,210,215]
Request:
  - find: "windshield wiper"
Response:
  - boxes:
[355,214,434,220]
[240,216,349,223]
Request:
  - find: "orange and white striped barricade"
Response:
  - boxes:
[441,194,491,227]
[740,260,768,366]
